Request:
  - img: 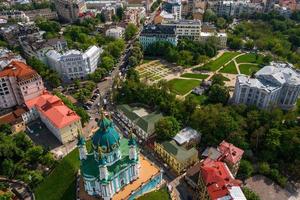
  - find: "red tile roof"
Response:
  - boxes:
[218,140,244,165]
[201,159,242,200]
[25,92,80,129]
[0,107,27,125]
[0,61,38,81]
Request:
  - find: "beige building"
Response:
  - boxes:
[24,8,58,21]
[25,92,82,144]
[0,107,27,134]
[54,0,87,23]
[0,61,45,109]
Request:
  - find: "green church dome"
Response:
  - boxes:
[92,116,120,153]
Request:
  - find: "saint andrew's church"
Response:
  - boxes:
[77,111,162,200]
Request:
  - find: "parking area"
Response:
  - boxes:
[26,120,62,150]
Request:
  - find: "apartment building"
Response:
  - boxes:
[139,24,178,49]
[25,92,82,144]
[105,26,125,39]
[0,48,25,70]
[124,7,146,26]
[162,0,182,21]
[198,159,246,200]
[46,45,102,81]
[24,8,58,21]
[0,61,44,109]
[163,19,202,41]
[0,10,29,22]
[54,0,87,23]
[233,62,300,110]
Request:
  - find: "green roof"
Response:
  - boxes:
[160,140,198,163]
[117,104,163,135]
[81,137,136,180]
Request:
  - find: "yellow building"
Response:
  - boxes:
[154,140,199,175]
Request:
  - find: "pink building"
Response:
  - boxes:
[279,0,297,11]
[25,92,82,144]
[0,61,44,109]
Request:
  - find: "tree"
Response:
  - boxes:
[203,9,217,22]
[100,56,115,70]
[155,117,180,141]
[0,124,12,135]
[116,7,124,21]
[245,40,254,50]
[265,128,281,150]
[242,188,261,200]
[228,37,243,49]
[1,159,15,178]
[26,146,44,163]
[128,56,138,67]
[237,160,254,180]
[211,74,225,86]
[208,84,230,105]
[258,162,270,175]
[125,23,138,40]
[216,17,226,29]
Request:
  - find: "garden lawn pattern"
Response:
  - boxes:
[180,73,209,79]
[220,61,238,74]
[236,53,264,64]
[239,64,261,75]
[167,79,201,95]
[203,52,241,71]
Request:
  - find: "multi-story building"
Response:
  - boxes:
[139,24,178,49]
[0,48,25,70]
[105,26,125,39]
[0,107,27,133]
[153,10,175,24]
[25,92,82,144]
[54,0,87,23]
[124,7,146,26]
[116,104,163,140]
[201,140,244,176]
[0,10,29,22]
[198,158,247,200]
[24,8,58,21]
[233,62,300,110]
[163,19,202,41]
[154,127,200,175]
[199,32,227,48]
[0,61,44,109]
[162,0,182,20]
[46,45,102,81]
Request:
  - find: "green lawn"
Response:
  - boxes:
[167,79,201,95]
[137,187,171,200]
[187,93,207,105]
[220,61,238,74]
[202,52,241,71]
[239,64,261,75]
[180,73,209,79]
[236,53,264,64]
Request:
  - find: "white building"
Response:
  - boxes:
[0,61,44,109]
[105,26,125,39]
[163,20,202,41]
[162,0,182,21]
[0,48,25,70]
[46,45,103,81]
[199,32,227,48]
[233,62,300,110]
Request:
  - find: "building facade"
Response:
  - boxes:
[163,20,202,41]
[199,32,227,48]
[233,62,300,110]
[0,61,44,109]
[0,48,25,70]
[78,114,163,200]
[25,92,82,144]
[54,0,87,23]
[24,8,58,21]
[162,0,182,20]
[46,45,102,81]
[139,24,178,49]
[105,26,125,39]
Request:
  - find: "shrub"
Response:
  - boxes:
[258,162,270,175]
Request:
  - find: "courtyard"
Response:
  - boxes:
[136,60,172,84]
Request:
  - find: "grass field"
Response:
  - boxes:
[35,148,80,200]
[167,79,200,95]
[203,52,241,71]
[239,64,261,75]
[137,187,171,200]
[180,73,209,79]
[236,53,264,64]
[187,93,207,105]
[220,61,238,74]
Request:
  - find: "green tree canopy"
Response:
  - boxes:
[155,117,180,141]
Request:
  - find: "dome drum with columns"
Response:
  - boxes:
[77,111,139,200]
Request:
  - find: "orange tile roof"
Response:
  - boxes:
[0,61,38,81]
[25,92,80,129]
[218,140,244,165]
[201,159,242,200]
[0,107,26,125]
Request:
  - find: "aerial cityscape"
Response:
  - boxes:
[0,0,300,200]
